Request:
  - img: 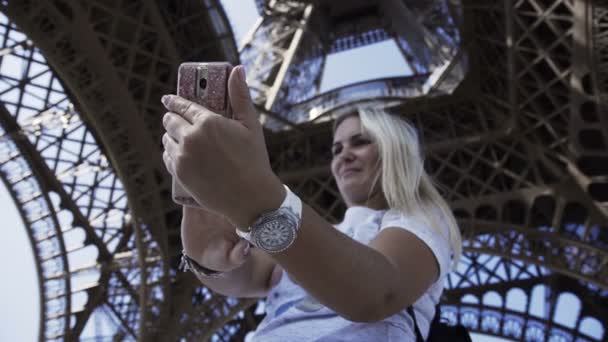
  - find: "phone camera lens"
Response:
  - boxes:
[199,78,207,90]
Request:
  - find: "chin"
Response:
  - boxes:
[340,184,384,207]
[341,188,370,205]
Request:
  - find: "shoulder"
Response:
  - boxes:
[380,208,452,279]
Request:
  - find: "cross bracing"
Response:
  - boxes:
[0,0,606,341]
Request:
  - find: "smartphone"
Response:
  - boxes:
[172,62,233,207]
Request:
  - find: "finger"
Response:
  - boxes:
[228,239,250,265]
[228,66,259,129]
[162,133,180,159]
[163,112,190,143]
[162,95,212,123]
[162,150,174,176]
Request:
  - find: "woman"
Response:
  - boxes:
[161,65,462,341]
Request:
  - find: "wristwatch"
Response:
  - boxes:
[235,185,302,253]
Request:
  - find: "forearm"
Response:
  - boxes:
[272,204,408,322]
[196,249,276,298]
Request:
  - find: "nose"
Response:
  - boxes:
[335,146,356,163]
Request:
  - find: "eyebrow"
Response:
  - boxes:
[332,133,364,147]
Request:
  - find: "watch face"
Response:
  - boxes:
[252,208,298,253]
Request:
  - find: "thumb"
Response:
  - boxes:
[228,65,259,129]
[228,238,250,266]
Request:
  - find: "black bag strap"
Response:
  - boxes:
[406,306,424,342]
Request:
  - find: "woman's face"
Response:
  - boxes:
[331,116,385,209]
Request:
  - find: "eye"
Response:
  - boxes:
[352,137,371,146]
[331,144,342,156]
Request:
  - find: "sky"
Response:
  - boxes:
[0,185,39,341]
[0,1,602,341]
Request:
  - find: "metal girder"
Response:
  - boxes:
[156,0,239,64]
[241,0,464,128]
[262,0,608,285]
[239,1,315,116]
[0,93,140,339]
[381,0,454,69]
[206,268,607,341]
[0,1,172,338]
[1,0,607,341]
[0,11,150,336]
[441,302,599,341]
[444,272,608,319]
[0,0,248,340]
[441,271,607,341]
[1,0,169,242]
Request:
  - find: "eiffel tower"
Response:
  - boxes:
[0,0,606,341]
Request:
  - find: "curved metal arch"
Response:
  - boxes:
[0,119,72,340]
[462,225,607,289]
[0,0,168,240]
[0,8,165,341]
[442,270,607,341]
[3,0,605,340]
[0,0,244,340]
[0,70,139,340]
[0,0,240,245]
[441,303,604,341]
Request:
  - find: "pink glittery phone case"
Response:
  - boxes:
[173,62,233,207]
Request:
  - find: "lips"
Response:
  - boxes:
[340,168,361,178]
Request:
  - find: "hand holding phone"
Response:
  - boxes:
[162,64,284,228]
[172,62,233,207]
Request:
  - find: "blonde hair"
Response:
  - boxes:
[334,107,462,268]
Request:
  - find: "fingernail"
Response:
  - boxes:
[161,95,170,107]
[238,66,246,82]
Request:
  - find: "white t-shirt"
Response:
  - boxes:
[249,206,453,341]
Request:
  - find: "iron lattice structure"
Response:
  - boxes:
[0,0,606,341]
